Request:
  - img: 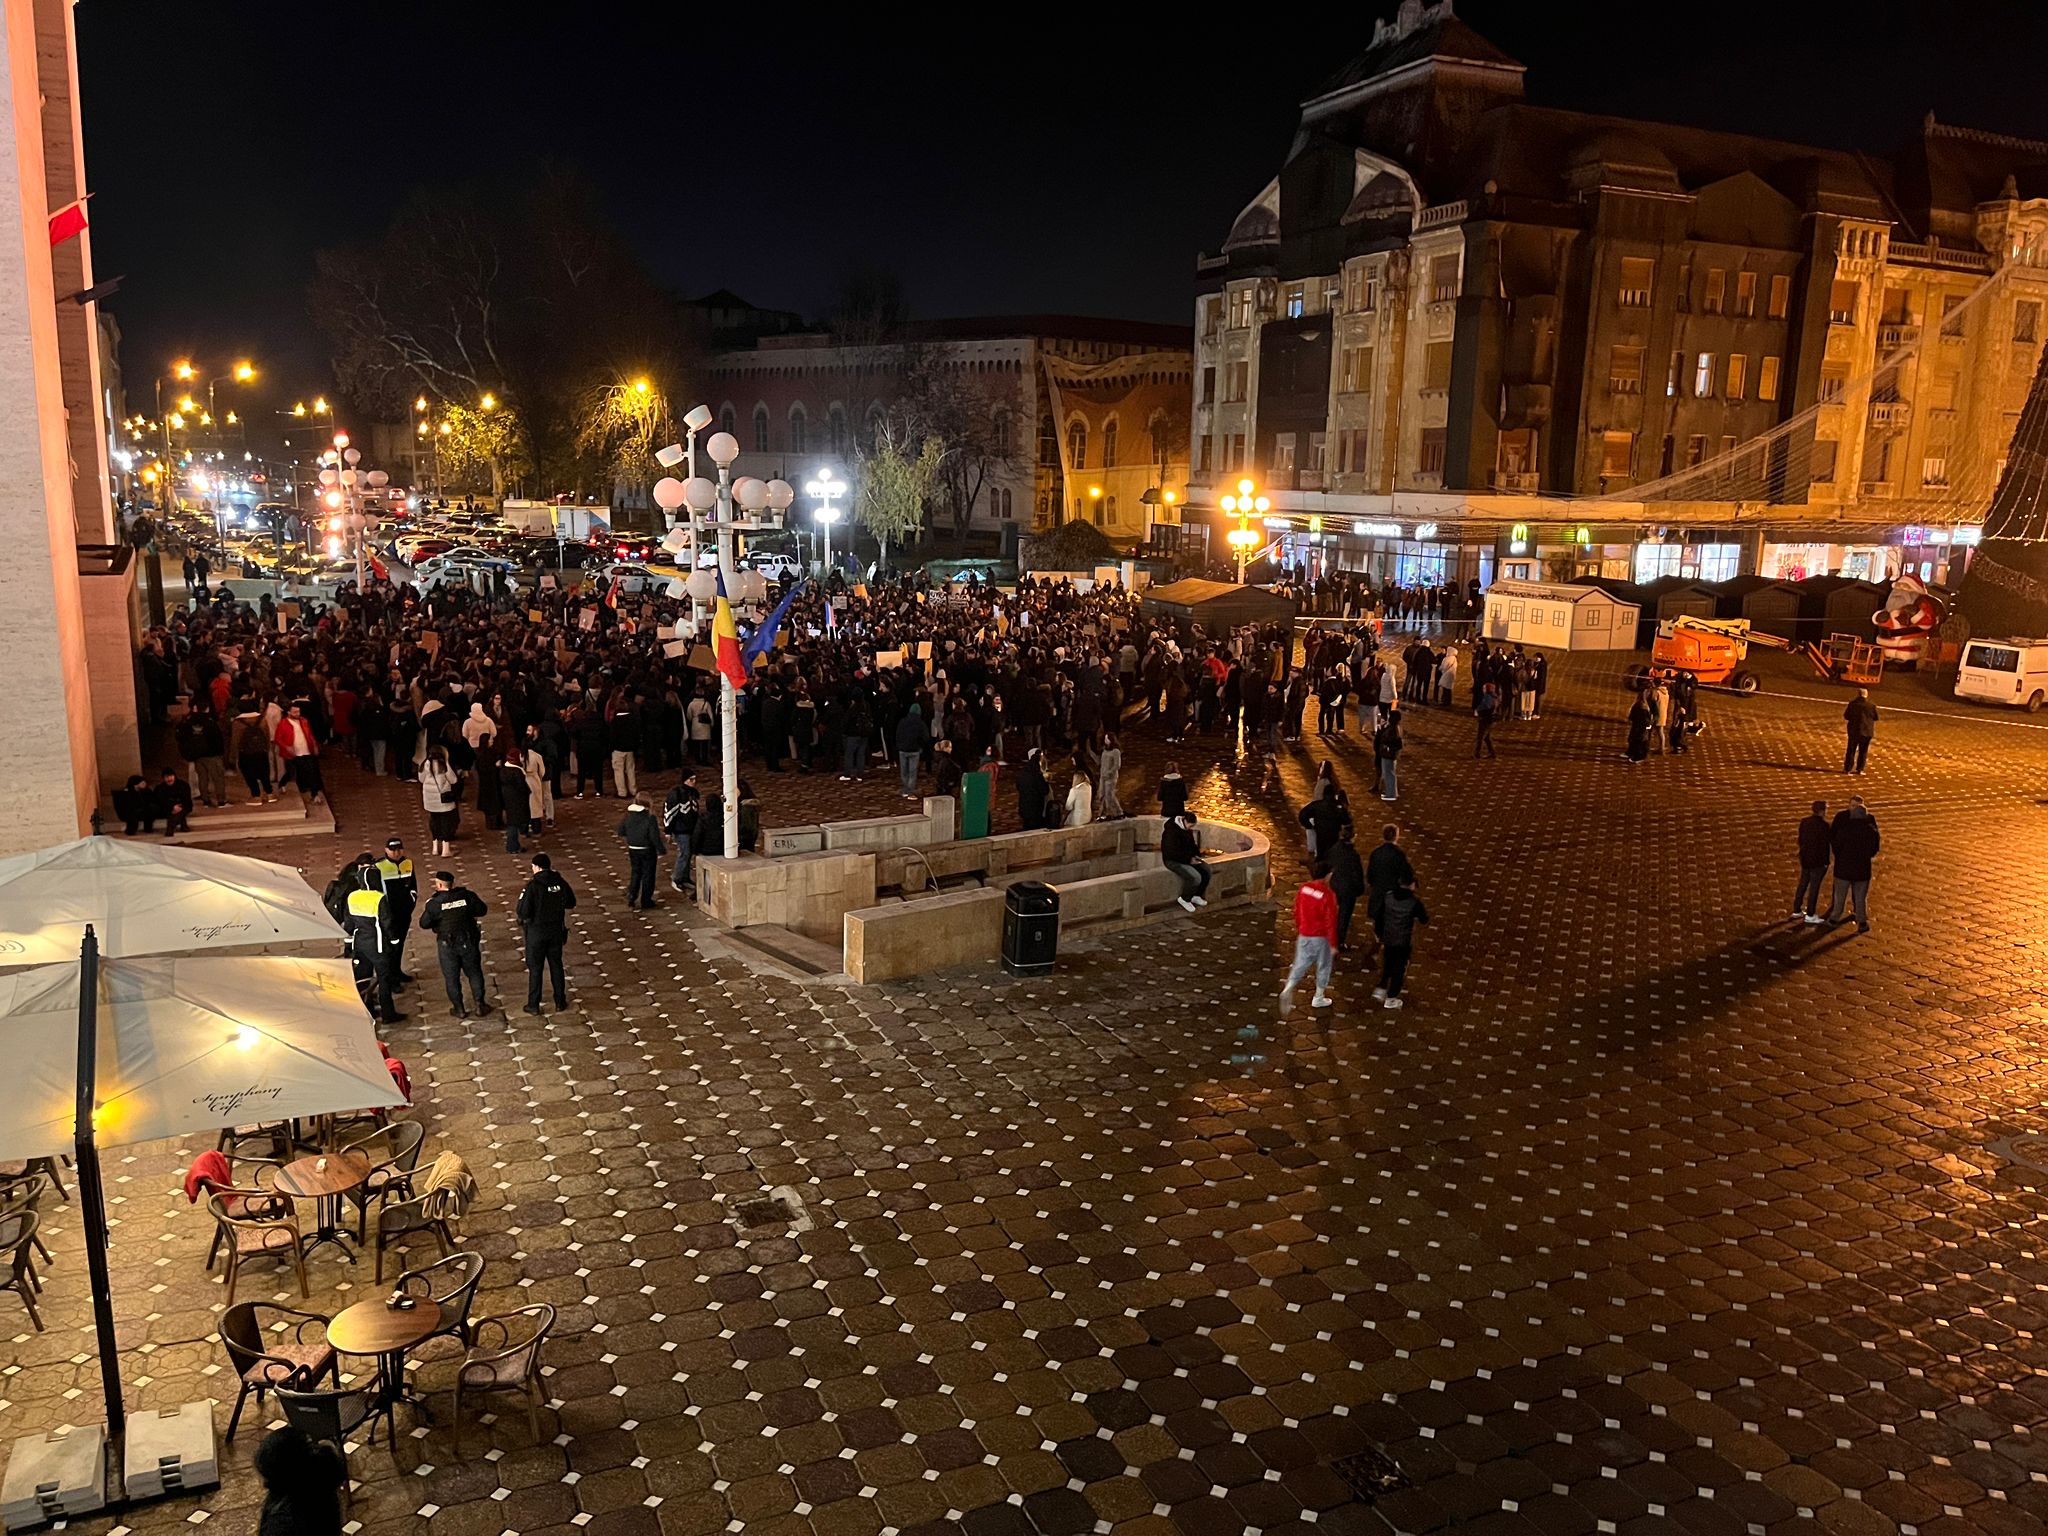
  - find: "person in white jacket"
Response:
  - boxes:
[1064,773,1093,827]
[1095,735,1124,819]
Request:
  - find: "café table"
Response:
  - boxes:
[328,1295,442,1423]
[273,1150,370,1261]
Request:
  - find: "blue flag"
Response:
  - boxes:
[741,579,807,671]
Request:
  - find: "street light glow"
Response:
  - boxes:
[172,360,194,381]
[632,377,651,396]
[232,361,255,382]
[480,393,497,412]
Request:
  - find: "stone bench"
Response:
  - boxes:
[844,887,1003,984]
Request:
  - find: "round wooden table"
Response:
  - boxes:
[274,1150,369,1261]
[329,1296,443,1424]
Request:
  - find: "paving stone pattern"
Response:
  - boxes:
[9,638,2048,1536]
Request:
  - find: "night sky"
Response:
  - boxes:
[78,0,2048,417]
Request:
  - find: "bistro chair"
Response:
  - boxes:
[275,1378,394,1467]
[338,1119,426,1241]
[218,1301,337,1440]
[371,1151,475,1282]
[451,1303,555,1456]
[0,1172,53,1266]
[21,1155,67,1203]
[397,1251,486,1353]
[216,1121,296,1163]
[208,1190,308,1307]
[0,1210,42,1331]
[186,1152,281,1272]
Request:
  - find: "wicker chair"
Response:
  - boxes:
[208,1190,308,1306]
[0,1173,53,1266]
[396,1251,486,1352]
[371,1153,474,1282]
[451,1303,554,1455]
[219,1301,336,1439]
[0,1210,42,1331]
[339,1119,426,1241]
[276,1378,393,1462]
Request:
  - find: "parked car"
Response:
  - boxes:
[748,550,804,583]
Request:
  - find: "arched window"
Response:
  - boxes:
[865,403,886,451]
[753,404,771,454]
[1101,417,1119,468]
[829,404,849,456]
[991,409,1012,457]
[1067,420,1088,469]
[1148,410,1170,466]
[719,404,736,440]
[1038,415,1059,468]
[789,405,808,455]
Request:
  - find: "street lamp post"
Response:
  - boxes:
[805,467,845,575]
[1219,476,1270,585]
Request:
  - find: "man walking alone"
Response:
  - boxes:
[1278,860,1338,1014]
[516,853,577,1014]
[1842,689,1878,774]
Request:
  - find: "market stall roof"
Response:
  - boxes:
[1140,579,1298,631]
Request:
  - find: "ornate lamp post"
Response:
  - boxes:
[1219,477,1270,584]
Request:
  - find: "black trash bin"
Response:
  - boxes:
[1002,881,1060,976]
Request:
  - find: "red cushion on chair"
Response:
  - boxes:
[184,1150,231,1204]
[386,1059,412,1104]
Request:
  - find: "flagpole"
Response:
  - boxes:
[716,464,740,859]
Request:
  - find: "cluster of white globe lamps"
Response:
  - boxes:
[648,430,793,604]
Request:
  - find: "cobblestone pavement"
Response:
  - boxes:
[12,636,2048,1536]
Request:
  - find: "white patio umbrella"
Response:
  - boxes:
[0,953,403,1163]
[0,836,341,968]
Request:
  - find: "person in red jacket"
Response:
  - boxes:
[1278,860,1338,1013]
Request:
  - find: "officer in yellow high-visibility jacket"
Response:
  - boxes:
[345,881,404,1023]
[374,837,418,985]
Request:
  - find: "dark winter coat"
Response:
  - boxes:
[1797,813,1831,868]
[1828,808,1880,881]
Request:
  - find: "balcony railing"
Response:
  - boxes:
[1889,241,1997,272]
[1870,400,1912,429]
[1415,200,1469,231]
[1492,471,1540,493]
[1878,323,1920,352]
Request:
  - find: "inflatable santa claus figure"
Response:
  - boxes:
[1871,573,1948,667]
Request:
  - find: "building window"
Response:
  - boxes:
[1227,361,1249,401]
[1067,421,1087,468]
[1694,353,1715,397]
[1430,255,1459,302]
[829,404,849,456]
[1272,432,1297,471]
[1200,365,1216,404]
[1758,356,1781,402]
[1818,368,1846,403]
[1940,293,1967,339]
[1228,433,1245,470]
[1618,256,1654,307]
[1307,431,1327,470]
[1039,415,1059,467]
[1418,428,1447,476]
[1726,354,1747,401]
[1283,284,1305,319]
[1828,279,1859,324]
[1735,271,1757,317]
[1198,436,1214,472]
[1609,344,1644,394]
[1423,341,1453,393]
[1667,351,1683,397]
[1344,267,1378,312]
[2016,300,2041,344]
[1600,431,1634,479]
[1320,276,1341,311]
[1685,434,1707,468]
[1923,456,1949,487]
[1721,434,1737,457]
[1769,274,1791,320]
[1703,268,1726,314]
[753,404,770,454]
[1676,262,1691,313]
[720,405,737,439]
[1101,418,1118,468]
[1227,288,1254,328]
[788,405,807,454]
[1201,297,1221,338]
[1811,440,1838,482]
[1698,543,1741,581]
[992,410,1012,457]
[1339,344,1372,393]
[1105,494,1117,522]
[1338,428,1368,473]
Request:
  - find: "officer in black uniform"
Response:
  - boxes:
[375,837,419,984]
[418,870,490,1018]
[515,853,576,1014]
[344,865,405,1024]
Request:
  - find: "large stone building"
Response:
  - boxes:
[702,314,1191,554]
[1191,0,2048,590]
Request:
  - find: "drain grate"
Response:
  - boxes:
[731,1195,794,1229]
[1328,1448,1410,1505]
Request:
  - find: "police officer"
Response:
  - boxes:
[374,837,419,983]
[343,857,405,1024]
[515,853,577,1014]
[418,871,490,1018]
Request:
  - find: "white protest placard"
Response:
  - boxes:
[874,648,904,669]
[662,639,691,658]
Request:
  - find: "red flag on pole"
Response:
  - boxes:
[48,198,89,247]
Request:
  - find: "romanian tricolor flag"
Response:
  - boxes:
[712,568,748,691]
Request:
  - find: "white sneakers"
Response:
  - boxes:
[1278,987,1295,1014]
[1803,914,1825,925]
[1192,895,1208,907]
[1371,987,1387,1001]
[1177,897,1198,912]
[1383,997,1405,1010]
[1311,992,1333,1008]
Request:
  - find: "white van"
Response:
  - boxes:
[1955,638,2048,711]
